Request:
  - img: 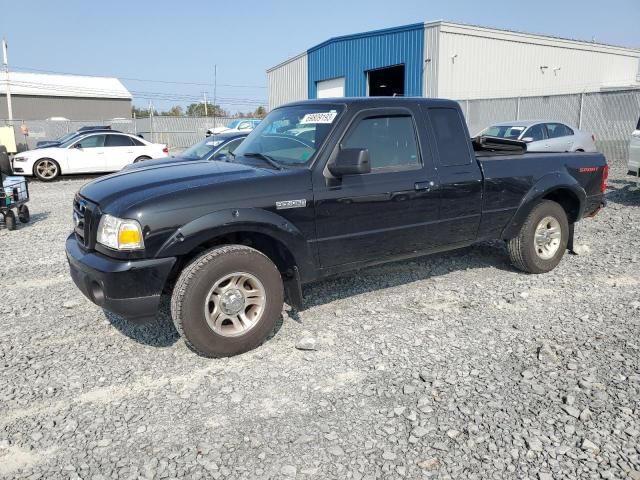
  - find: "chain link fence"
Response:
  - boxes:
[1,116,237,153]
[3,89,639,164]
[460,88,640,167]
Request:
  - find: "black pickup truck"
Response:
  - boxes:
[66,98,607,357]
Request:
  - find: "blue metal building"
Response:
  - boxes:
[267,21,640,110]
[306,23,424,99]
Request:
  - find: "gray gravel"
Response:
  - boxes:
[0,167,639,479]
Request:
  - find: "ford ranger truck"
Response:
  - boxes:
[66,98,608,357]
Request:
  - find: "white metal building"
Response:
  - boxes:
[0,71,132,120]
[267,21,640,109]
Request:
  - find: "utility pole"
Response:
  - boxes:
[213,64,217,127]
[203,91,208,116]
[2,38,13,121]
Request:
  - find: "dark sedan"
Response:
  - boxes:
[122,131,248,170]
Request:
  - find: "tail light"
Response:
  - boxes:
[162,145,169,154]
[600,164,609,193]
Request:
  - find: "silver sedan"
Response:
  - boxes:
[480,120,597,152]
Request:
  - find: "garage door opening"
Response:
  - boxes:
[368,65,405,97]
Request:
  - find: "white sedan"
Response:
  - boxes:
[11,132,168,181]
[480,120,597,153]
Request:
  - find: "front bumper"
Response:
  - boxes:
[66,234,176,321]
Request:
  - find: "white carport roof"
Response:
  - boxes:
[0,71,131,99]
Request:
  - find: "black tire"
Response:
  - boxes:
[18,205,30,223]
[33,158,60,181]
[134,156,151,163]
[507,200,569,274]
[171,245,284,357]
[4,210,16,231]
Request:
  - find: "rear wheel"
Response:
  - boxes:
[133,156,151,163]
[507,200,569,273]
[33,158,60,181]
[18,205,30,223]
[171,245,284,357]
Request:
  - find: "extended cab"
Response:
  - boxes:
[66,98,608,357]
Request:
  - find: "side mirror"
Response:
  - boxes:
[521,137,534,143]
[73,143,83,149]
[329,148,371,177]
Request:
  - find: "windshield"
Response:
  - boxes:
[227,120,241,129]
[233,104,343,166]
[54,132,78,143]
[181,137,226,160]
[481,125,526,139]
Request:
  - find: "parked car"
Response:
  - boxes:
[480,120,597,152]
[66,98,607,358]
[12,132,168,181]
[628,115,640,176]
[35,126,119,149]
[123,131,248,171]
[206,119,261,136]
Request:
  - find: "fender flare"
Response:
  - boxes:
[501,172,586,240]
[156,207,316,281]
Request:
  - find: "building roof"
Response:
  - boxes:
[268,20,640,72]
[0,71,131,99]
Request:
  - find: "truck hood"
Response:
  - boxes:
[79,159,276,212]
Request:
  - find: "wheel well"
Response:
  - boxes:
[169,231,297,285]
[542,189,580,223]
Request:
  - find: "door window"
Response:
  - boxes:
[429,108,471,166]
[546,123,573,138]
[523,124,546,142]
[74,135,106,148]
[341,115,419,170]
[105,134,134,147]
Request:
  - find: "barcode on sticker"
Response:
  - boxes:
[300,112,337,124]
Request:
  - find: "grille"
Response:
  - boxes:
[73,195,95,248]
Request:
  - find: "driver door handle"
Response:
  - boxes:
[415,181,435,191]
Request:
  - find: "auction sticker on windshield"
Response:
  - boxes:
[300,111,337,124]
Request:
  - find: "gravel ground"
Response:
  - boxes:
[0,166,639,480]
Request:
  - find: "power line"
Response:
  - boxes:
[11,65,267,89]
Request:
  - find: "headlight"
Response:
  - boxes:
[13,156,27,162]
[96,214,144,250]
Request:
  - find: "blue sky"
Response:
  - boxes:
[2,0,639,113]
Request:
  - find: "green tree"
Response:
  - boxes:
[185,102,228,117]
[131,105,157,118]
[254,106,267,118]
[161,105,184,116]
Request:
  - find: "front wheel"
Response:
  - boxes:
[170,245,284,357]
[33,158,60,181]
[133,156,151,163]
[507,200,569,273]
[4,210,16,230]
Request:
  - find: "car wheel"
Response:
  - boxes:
[18,205,30,223]
[33,158,60,181]
[171,245,284,357]
[4,210,16,230]
[507,200,569,274]
[133,156,151,163]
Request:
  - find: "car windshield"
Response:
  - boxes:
[55,132,78,143]
[181,137,227,160]
[481,125,526,139]
[227,120,241,129]
[232,104,344,167]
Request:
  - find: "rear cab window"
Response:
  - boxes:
[429,108,472,166]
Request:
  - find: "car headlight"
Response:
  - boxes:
[96,214,144,250]
[13,156,27,162]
